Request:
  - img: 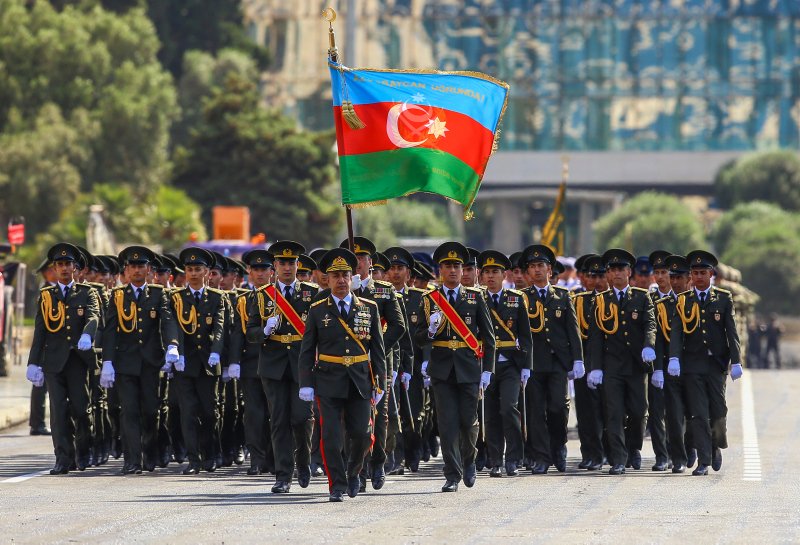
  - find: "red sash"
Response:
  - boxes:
[263,284,306,335]
[429,290,484,359]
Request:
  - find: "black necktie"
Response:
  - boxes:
[492,293,499,308]
[194,290,201,305]
[284,285,292,299]
[618,290,624,303]
[699,291,706,303]
[539,288,546,300]
[63,285,69,299]
[135,287,141,301]
[448,289,456,306]
[339,300,347,318]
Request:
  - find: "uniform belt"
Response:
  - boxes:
[495,340,517,349]
[268,334,303,344]
[432,340,471,350]
[318,354,368,366]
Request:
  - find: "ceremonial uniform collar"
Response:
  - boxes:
[58,281,75,291]
[614,286,629,299]
[487,287,504,298]
[694,286,711,299]
[191,287,204,298]
[441,284,461,299]
[657,289,673,299]
[277,279,296,293]
[331,293,353,307]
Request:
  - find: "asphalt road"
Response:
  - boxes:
[1,370,798,544]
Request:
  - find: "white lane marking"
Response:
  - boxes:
[740,372,762,482]
[1,469,50,483]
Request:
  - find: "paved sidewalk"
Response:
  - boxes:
[0,352,33,431]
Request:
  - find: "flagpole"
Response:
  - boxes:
[324,7,356,252]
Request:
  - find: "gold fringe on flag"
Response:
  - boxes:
[341,100,365,130]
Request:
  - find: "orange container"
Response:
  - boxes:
[213,206,250,241]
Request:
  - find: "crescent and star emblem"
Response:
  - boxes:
[386,101,449,149]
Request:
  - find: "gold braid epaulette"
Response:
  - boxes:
[656,300,672,341]
[575,294,589,340]
[676,294,699,334]
[40,289,65,333]
[172,291,198,334]
[114,288,136,333]
[595,293,619,334]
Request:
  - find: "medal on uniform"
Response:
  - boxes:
[411,314,418,323]
[631,311,638,320]
[77,307,84,316]
[206,316,213,325]
[506,318,513,329]
[555,309,562,318]
[465,316,472,325]
[322,314,331,327]
[715,312,721,321]
[301,311,308,322]
[150,310,157,319]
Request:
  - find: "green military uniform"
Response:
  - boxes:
[248,241,319,492]
[646,250,672,471]
[414,242,496,492]
[171,248,226,474]
[478,250,533,477]
[231,250,274,475]
[27,243,101,474]
[101,246,180,474]
[298,248,386,502]
[521,245,583,474]
[588,249,656,475]
[571,254,606,470]
[669,250,741,475]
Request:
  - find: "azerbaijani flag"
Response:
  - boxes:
[329,62,509,218]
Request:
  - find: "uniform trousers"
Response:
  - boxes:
[485,362,523,466]
[263,368,312,482]
[174,374,218,463]
[45,352,91,465]
[431,369,479,482]
[602,372,648,467]
[116,365,161,465]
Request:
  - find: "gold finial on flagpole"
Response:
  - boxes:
[322,7,338,63]
[323,6,364,130]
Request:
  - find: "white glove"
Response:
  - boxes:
[77,333,92,351]
[421,360,429,378]
[175,355,185,372]
[299,387,315,402]
[165,344,179,364]
[221,367,231,383]
[572,360,586,379]
[423,376,431,389]
[160,360,172,373]
[26,365,44,387]
[372,389,384,405]
[391,370,398,388]
[100,361,115,389]
[428,311,442,336]
[641,347,656,363]
[479,371,492,391]
[263,315,279,336]
[667,357,680,377]
[587,369,603,390]
[520,368,531,387]
[351,274,361,287]
[730,363,743,381]
[651,370,665,389]
[229,363,241,380]
[208,352,220,367]
[400,372,412,390]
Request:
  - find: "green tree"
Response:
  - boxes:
[594,192,707,255]
[0,0,178,193]
[721,218,800,315]
[172,73,342,247]
[711,201,796,254]
[353,200,457,250]
[714,151,800,211]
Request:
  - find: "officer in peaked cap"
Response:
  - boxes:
[248,240,318,493]
[339,236,376,258]
[415,241,495,492]
[631,256,654,290]
[668,250,739,476]
[102,245,179,474]
[297,248,386,501]
[370,252,391,281]
[587,248,656,475]
[308,248,329,289]
[27,243,101,474]
[412,263,435,290]
[461,247,480,287]
[477,250,531,478]
[171,247,225,474]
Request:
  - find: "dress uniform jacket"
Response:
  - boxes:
[589,287,657,374]
[298,294,387,399]
[170,287,225,377]
[668,287,741,373]
[102,284,179,375]
[29,283,101,371]
[355,277,407,366]
[414,286,496,382]
[231,290,261,378]
[485,288,533,370]
[524,285,582,372]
